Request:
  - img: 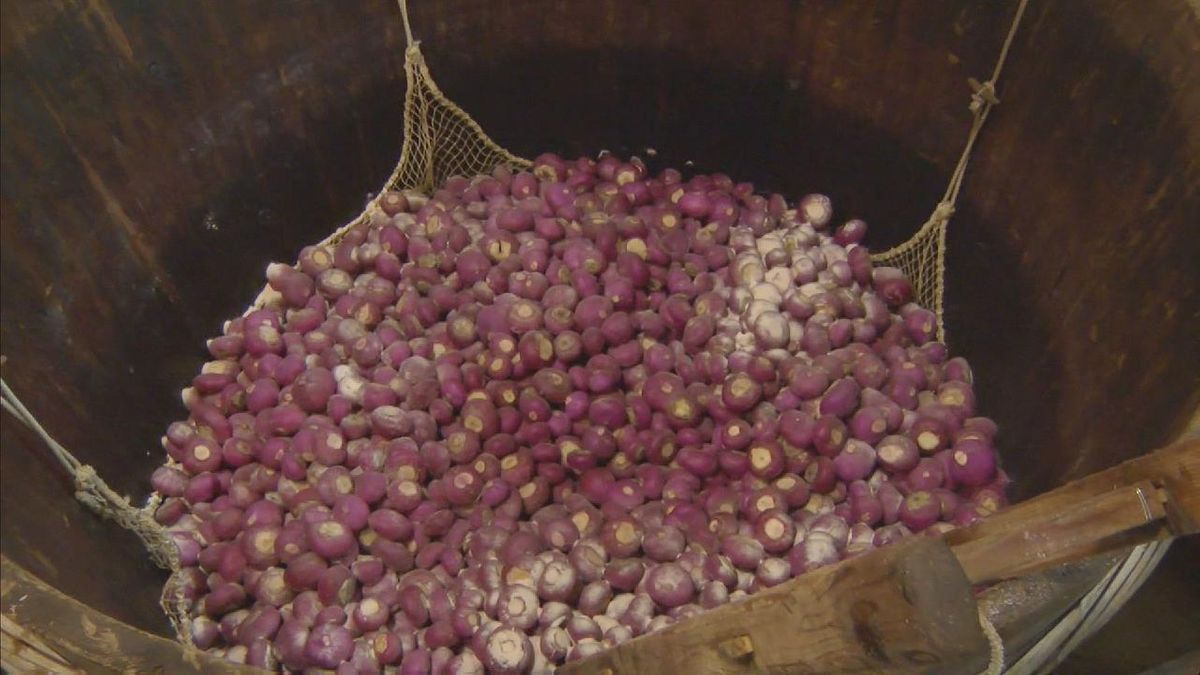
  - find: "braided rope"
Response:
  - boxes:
[978,605,1007,675]
[872,0,1031,344]
[1005,541,1173,675]
[1,379,191,641]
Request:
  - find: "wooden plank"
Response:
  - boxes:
[946,439,1200,584]
[559,536,988,675]
[1,614,83,674]
[954,481,1168,584]
[0,556,261,674]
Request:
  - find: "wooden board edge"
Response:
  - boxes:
[0,555,262,674]
[561,537,990,675]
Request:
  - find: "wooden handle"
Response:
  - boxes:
[947,439,1199,584]
[953,480,1167,584]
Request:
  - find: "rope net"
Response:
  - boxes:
[872,202,953,341]
[0,381,191,642]
[385,45,531,195]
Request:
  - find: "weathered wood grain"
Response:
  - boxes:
[948,439,1200,583]
[560,537,988,675]
[0,556,261,674]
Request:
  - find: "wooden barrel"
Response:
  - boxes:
[1,1,1197,672]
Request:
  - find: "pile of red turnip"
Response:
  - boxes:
[151,153,1007,673]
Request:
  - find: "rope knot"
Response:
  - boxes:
[931,200,956,225]
[968,78,1000,115]
[73,464,99,493]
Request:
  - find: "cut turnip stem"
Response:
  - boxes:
[937,379,977,417]
[743,486,787,522]
[812,415,848,457]
[351,597,389,633]
[909,416,951,455]
[498,585,540,631]
[747,440,786,480]
[849,406,889,444]
[877,435,919,473]
[540,517,581,552]
[774,473,811,509]
[721,373,762,413]
[600,517,644,558]
[899,491,941,531]
[949,438,998,487]
[804,456,837,494]
[484,626,534,674]
[754,510,796,554]
[798,194,833,228]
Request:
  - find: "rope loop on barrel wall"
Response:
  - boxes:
[872,0,1031,344]
[0,379,193,641]
[0,380,174,568]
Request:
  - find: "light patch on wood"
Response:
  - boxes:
[79,614,120,654]
[81,0,135,61]
[719,634,755,659]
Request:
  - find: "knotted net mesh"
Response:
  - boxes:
[385,45,531,195]
[382,37,951,339]
[872,202,953,342]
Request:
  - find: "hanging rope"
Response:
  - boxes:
[382,0,530,197]
[872,0,1031,344]
[0,379,194,642]
[0,380,175,569]
[397,0,415,48]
